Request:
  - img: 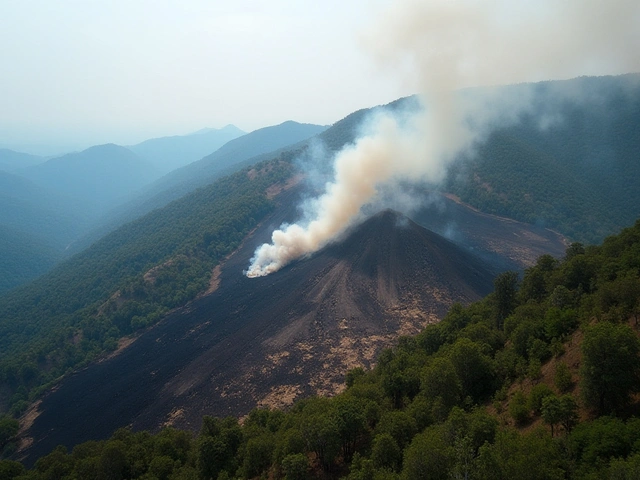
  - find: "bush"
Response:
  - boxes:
[281,453,308,480]
[554,362,573,393]
[528,384,554,416]
[509,391,529,426]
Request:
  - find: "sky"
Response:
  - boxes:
[2,1,638,155]
[0,0,402,153]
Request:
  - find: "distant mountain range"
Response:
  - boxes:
[0,149,45,172]
[130,120,328,213]
[128,124,245,175]
[445,74,640,244]
[0,121,326,293]
[70,121,327,253]
[20,143,159,210]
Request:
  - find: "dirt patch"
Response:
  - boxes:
[16,400,42,454]
[257,385,302,410]
[144,258,178,284]
[266,174,304,199]
[204,265,222,295]
[492,327,587,431]
[163,408,185,428]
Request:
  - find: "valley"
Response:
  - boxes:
[18,185,565,464]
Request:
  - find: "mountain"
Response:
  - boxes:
[446,73,640,244]
[0,149,45,172]
[20,144,160,211]
[128,121,327,211]
[0,226,61,295]
[13,217,640,479]
[68,121,327,253]
[16,181,567,462]
[128,124,245,175]
[0,159,296,404]
[4,73,640,470]
[20,208,498,460]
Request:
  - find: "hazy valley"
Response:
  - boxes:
[1,73,640,479]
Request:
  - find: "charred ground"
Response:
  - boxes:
[19,188,565,464]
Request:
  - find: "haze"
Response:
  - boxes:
[2,0,638,155]
[0,0,395,153]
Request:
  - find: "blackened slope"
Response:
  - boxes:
[20,206,494,465]
[329,209,494,303]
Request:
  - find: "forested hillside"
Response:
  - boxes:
[0,154,296,420]
[5,216,640,479]
[121,122,326,216]
[0,226,60,295]
[0,172,93,248]
[446,74,640,244]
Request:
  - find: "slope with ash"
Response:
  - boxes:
[20,206,495,463]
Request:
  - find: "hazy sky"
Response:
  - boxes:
[1,0,403,152]
[2,1,638,155]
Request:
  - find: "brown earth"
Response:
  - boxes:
[18,187,566,465]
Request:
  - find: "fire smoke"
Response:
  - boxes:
[246,0,640,278]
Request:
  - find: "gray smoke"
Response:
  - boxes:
[246,0,640,278]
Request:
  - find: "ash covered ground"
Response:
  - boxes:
[19,187,565,464]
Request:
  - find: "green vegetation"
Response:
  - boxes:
[446,75,640,244]
[5,218,640,478]
[0,156,295,419]
[0,226,61,295]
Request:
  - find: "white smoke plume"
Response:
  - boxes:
[246,0,640,278]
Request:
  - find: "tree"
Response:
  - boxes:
[375,411,417,450]
[197,436,228,480]
[402,426,452,480]
[554,362,572,393]
[476,429,564,480]
[580,322,640,414]
[300,408,340,472]
[509,391,529,426]
[0,460,25,480]
[421,357,462,411]
[371,433,402,472]
[0,417,18,450]
[494,271,519,330]
[241,435,274,479]
[541,394,578,436]
[333,396,367,462]
[448,338,495,402]
[281,453,308,480]
[528,384,554,416]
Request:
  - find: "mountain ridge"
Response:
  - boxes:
[128,124,245,174]
[20,143,159,210]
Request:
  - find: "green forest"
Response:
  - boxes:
[3,216,640,479]
[0,154,296,419]
[445,76,640,245]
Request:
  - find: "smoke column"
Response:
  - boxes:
[246,0,640,278]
